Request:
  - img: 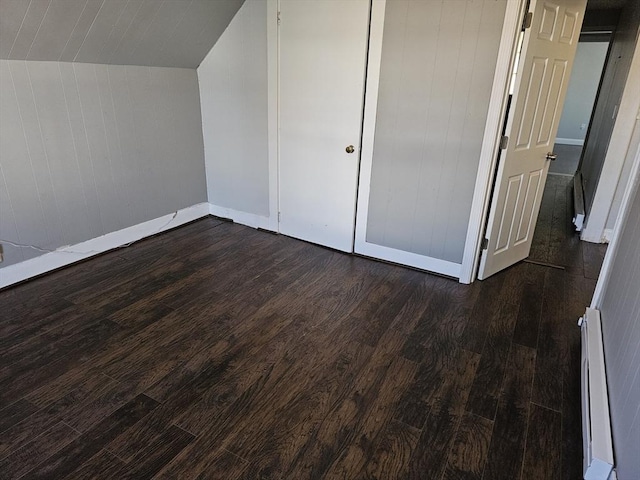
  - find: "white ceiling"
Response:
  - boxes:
[0,0,245,68]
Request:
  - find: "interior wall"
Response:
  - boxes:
[598,165,640,480]
[556,41,609,145]
[580,0,640,215]
[364,0,508,265]
[608,117,640,230]
[197,0,270,218]
[0,60,206,268]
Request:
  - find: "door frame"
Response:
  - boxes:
[355,0,462,277]
[581,36,640,244]
[268,0,537,282]
[459,0,530,283]
[266,0,280,233]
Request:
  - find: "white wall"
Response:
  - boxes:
[581,0,640,231]
[596,157,640,480]
[197,0,270,218]
[0,60,206,268]
[556,41,609,145]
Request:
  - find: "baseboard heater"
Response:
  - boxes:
[574,171,586,231]
[580,307,616,480]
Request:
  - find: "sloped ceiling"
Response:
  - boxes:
[0,0,245,68]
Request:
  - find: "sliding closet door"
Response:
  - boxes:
[355,0,508,278]
[278,0,370,252]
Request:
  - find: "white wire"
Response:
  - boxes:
[0,211,179,256]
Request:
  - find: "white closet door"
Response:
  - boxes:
[278,0,370,252]
[355,0,508,279]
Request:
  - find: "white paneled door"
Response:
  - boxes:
[478,0,587,279]
[278,0,370,252]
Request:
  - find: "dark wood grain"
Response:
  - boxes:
[531,269,565,411]
[466,264,526,420]
[521,403,562,479]
[443,412,493,480]
[358,419,421,480]
[483,344,536,480]
[0,212,605,479]
[0,421,78,480]
[408,349,481,479]
[61,449,127,480]
[0,399,39,435]
[26,394,159,479]
[512,263,546,348]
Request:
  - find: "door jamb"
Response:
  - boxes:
[581,36,640,244]
[459,0,529,284]
[591,118,640,308]
[267,0,280,233]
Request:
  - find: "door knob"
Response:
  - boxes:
[546,152,557,161]
[346,145,355,154]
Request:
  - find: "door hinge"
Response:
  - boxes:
[500,135,509,150]
[522,11,533,30]
[278,211,281,222]
[481,237,489,250]
[277,10,281,25]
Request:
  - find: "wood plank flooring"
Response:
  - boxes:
[0,177,606,479]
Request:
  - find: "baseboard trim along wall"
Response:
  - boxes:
[0,203,211,289]
[580,307,615,480]
[556,137,585,146]
[208,204,274,231]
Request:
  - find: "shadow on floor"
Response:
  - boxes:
[549,143,582,176]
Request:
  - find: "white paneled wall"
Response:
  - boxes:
[600,175,640,480]
[197,0,270,218]
[365,0,507,264]
[0,60,206,267]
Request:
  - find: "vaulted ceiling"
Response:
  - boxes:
[0,0,245,68]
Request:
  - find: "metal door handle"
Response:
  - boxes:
[346,145,355,154]
[546,152,557,161]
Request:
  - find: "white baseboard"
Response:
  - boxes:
[355,241,462,279]
[0,203,210,289]
[581,307,615,480]
[208,204,275,232]
[556,137,585,146]
[581,227,613,244]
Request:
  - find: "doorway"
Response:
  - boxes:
[550,34,611,177]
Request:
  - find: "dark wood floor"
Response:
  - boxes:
[0,176,606,479]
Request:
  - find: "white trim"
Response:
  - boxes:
[208,204,272,231]
[0,203,210,289]
[602,228,614,243]
[351,0,460,279]
[582,38,640,243]
[459,0,527,284]
[267,0,280,233]
[581,307,615,480]
[591,121,640,308]
[357,242,462,279]
[353,0,385,256]
[555,137,585,146]
[355,0,520,281]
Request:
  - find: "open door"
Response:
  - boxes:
[478,0,587,280]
